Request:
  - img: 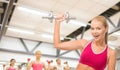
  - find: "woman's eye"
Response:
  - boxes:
[91,28,94,30]
[97,28,101,30]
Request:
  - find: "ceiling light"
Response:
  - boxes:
[113,32,120,36]
[8,28,35,35]
[41,34,64,40]
[17,6,49,17]
[68,20,88,26]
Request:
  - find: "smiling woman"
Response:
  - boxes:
[0,0,119,70]
[6,59,17,70]
[53,14,116,70]
[27,50,47,70]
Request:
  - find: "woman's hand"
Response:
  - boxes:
[55,13,66,23]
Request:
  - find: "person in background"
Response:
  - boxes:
[6,59,17,70]
[27,50,46,70]
[55,58,64,70]
[46,60,54,70]
[63,61,70,70]
[17,65,22,70]
[3,64,6,70]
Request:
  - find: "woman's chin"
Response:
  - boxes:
[94,38,100,41]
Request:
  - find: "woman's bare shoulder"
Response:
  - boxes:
[77,39,89,49]
[108,47,116,58]
[108,47,116,53]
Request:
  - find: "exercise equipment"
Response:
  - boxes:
[42,11,76,23]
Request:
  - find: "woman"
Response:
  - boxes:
[6,59,16,70]
[63,61,70,70]
[46,60,54,70]
[17,65,22,70]
[55,58,64,70]
[27,50,46,70]
[54,14,116,70]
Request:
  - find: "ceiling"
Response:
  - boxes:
[0,0,120,50]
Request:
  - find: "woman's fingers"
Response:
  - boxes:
[55,13,66,22]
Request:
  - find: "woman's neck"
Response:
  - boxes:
[57,63,61,66]
[36,58,40,62]
[10,64,14,67]
[93,39,106,47]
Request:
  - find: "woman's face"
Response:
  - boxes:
[35,51,41,59]
[56,59,61,64]
[91,19,107,42]
[10,59,15,65]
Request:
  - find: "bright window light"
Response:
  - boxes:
[109,45,115,50]
[8,28,35,35]
[17,6,49,16]
[113,32,120,36]
[17,6,89,26]
[41,34,64,40]
[68,20,88,26]
[108,42,116,50]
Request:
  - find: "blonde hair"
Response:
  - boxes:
[35,50,41,54]
[92,16,108,44]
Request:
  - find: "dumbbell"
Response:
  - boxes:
[42,11,76,23]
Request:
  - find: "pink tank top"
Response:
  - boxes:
[32,61,43,70]
[7,67,16,70]
[79,42,108,70]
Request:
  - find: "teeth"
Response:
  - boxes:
[96,35,98,36]
[94,35,99,38]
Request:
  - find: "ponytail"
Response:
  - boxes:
[105,31,108,44]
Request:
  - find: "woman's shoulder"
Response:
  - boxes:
[6,66,17,69]
[77,39,89,44]
[108,47,116,58]
[77,39,90,50]
[108,47,116,53]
